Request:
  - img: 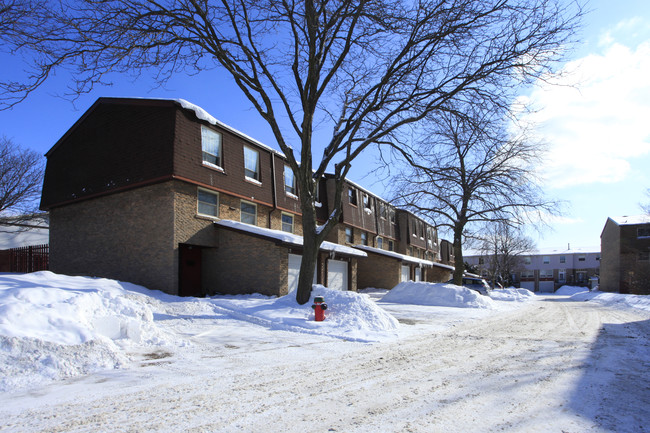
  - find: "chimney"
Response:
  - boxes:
[568,243,570,250]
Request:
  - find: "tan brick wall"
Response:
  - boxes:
[49,182,177,293]
[209,228,287,296]
[425,266,453,283]
[357,252,401,290]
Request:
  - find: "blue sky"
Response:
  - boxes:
[1,0,649,250]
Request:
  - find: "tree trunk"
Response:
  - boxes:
[295,186,320,305]
[452,224,465,286]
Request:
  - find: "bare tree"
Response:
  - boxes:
[476,222,535,287]
[2,0,581,303]
[390,102,561,285]
[642,189,650,215]
[0,136,45,231]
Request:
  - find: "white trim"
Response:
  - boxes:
[215,220,367,257]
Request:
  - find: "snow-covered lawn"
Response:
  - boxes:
[1,273,649,432]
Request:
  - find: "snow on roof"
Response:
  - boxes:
[353,244,454,270]
[464,245,601,257]
[215,220,367,258]
[610,215,650,226]
[174,99,285,157]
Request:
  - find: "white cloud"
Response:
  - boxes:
[524,28,650,189]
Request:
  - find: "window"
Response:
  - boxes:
[560,255,566,264]
[361,232,368,246]
[639,251,650,261]
[543,256,550,264]
[345,227,353,243]
[197,189,219,217]
[284,165,296,195]
[348,187,358,206]
[478,257,484,265]
[558,270,566,281]
[389,209,395,224]
[379,203,387,220]
[243,146,260,181]
[388,240,394,251]
[377,237,383,249]
[281,213,294,233]
[201,126,222,168]
[540,269,553,279]
[240,201,257,225]
[578,255,586,262]
[638,227,650,238]
[524,257,532,265]
[363,194,372,211]
[521,270,534,279]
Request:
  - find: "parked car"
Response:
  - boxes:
[448,277,491,295]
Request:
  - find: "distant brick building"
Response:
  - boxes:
[41,97,454,296]
[600,215,650,295]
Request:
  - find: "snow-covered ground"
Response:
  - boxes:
[1,273,649,432]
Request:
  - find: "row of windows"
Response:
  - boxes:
[197,188,295,233]
[347,186,395,223]
[523,254,595,265]
[344,226,394,251]
[202,126,296,195]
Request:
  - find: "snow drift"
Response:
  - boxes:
[382,282,496,309]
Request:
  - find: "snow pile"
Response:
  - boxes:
[0,272,164,345]
[382,282,496,309]
[212,285,400,342]
[490,288,536,302]
[0,273,401,391]
[555,285,590,296]
[569,290,650,313]
[0,272,172,391]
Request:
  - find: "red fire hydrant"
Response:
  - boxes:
[311,296,328,322]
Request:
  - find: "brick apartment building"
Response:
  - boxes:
[600,215,650,294]
[40,97,454,296]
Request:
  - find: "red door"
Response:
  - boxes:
[179,244,202,297]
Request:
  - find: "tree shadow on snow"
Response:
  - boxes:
[568,318,650,432]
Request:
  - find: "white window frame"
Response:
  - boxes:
[377,236,383,249]
[281,213,294,233]
[201,126,223,169]
[560,255,566,264]
[197,188,219,218]
[543,256,550,264]
[578,255,586,262]
[361,232,368,246]
[284,165,296,196]
[524,257,532,265]
[638,227,650,238]
[240,200,257,225]
[243,146,260,181]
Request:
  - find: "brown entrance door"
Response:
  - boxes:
[179,244,202,297]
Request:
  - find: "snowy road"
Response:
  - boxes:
[2,296,649,433]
